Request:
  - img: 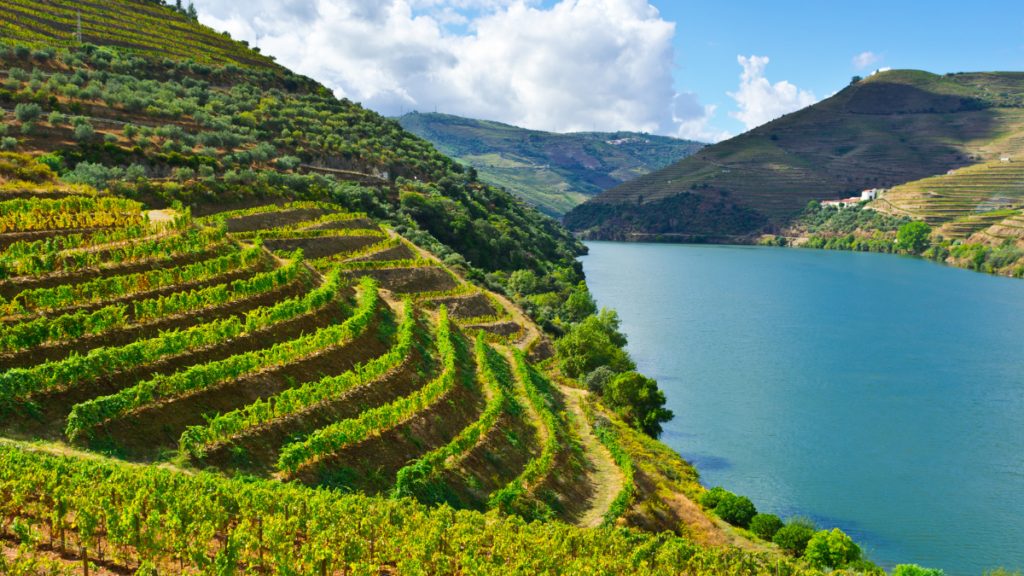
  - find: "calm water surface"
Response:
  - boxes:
[580,242,1024,575]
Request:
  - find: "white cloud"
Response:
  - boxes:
[194,0,723,142]
[852,51,882,69]
[726,55,816,131]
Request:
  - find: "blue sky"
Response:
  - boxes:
[197,0,1024,141]
[657,0,1024,135]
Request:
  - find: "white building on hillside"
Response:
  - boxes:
[861,189,878,201]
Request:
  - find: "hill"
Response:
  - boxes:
[565,69,1024,239]
[0,3,889,574]
[396,112,704,217]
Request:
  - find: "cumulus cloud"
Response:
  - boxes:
[726,55,816,131]
[194,0,723,141]
[852,51,882,69]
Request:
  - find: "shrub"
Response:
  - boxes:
[0,124,7,136]
[584,366,615,394]
[14,103,42,123]
[508,269,538,295]
[698,486,731,509]
[137,136,151,149]
[276,155,301,171]
[124,124,139,139]
[897,221,931,254]
[749,513,784,541]
[773,524,815,556]
[35,154,62,174]
[13,46,31,59]
[104,133,119,143]
[0,137,18,151]
[892,565,945,576]
[555,308,635,379]
[714,494,757,527]
[803,528,861,568]
[47,111,64,125]
[74,123,95,142]
[602,371,674,438]
[174,167,195,182]
[20,122,34,136]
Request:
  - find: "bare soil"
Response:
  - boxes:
[346,243,415,263]
[300,218,380,232]
[200,317,433,474]
[465,321,521,337]
[423,293,497,320]
[0,244,230,301]
[95,301,393,458]
[264,235,381,259]
[0,227,110,251]
[345,267,458,294]
[0,266,296,372]
[0,291,354,442]
[558,386,624,528]
[224,208,336,233]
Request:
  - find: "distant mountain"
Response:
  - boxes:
[565,69,1024,239]
[396,112,704,217]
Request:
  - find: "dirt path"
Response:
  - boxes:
[559,385,624,528]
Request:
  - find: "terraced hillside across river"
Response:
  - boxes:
[565,70,1024,239]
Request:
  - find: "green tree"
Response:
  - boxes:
[508,269,538,296]
[749,513,784,541]
[14,103,41,123]
[561,282,597,322]
[555,308,635,379]
[187,2,198,20]
[851,75,863,84]
[714,494,757,527]
[602,371,674,438]
[74,122,95,142]
[897,221,931,254]
[773,524,815,557]
[892,565,944,576]
[698,486,731,509]
[803,528,862,569]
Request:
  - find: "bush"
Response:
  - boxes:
[0,137,18,151]
[555,308,635,379]
[892,565,945,576]
[602,371,674,438]
[508,269,538,295]
[174,167,195,182]
[35,154,63,174]
[584,366,615,394]
[20,122,34,136]
[749,513,784,541]
[897,221,931,254]
[773,524,815,556]
[698,486,731,509]
[14,103,41,123]
[74,123,95,142]
[104,133,119,143]
[13,46,31,59]
[803,528,861,568]
[47,111,64,125]
[714,494,757,527]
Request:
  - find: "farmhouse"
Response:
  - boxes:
[823,197,863,208]
[861,189,878,201]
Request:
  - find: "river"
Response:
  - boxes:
[580,242,1024,575]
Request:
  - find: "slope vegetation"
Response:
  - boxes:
[397,112,704,217]
[0,8,823,575]
[566,70,1024,237]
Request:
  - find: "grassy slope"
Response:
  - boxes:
[566,69,1024,235]
[397,112,704,217]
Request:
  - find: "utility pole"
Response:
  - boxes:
[77,11,82,43]
[255,33,261,49]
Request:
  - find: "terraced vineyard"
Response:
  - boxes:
[0,0,278,68]
[0,179,768,574]
[567,70,1024,238]
[872,159,1024,240]
[0,4,881,574]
